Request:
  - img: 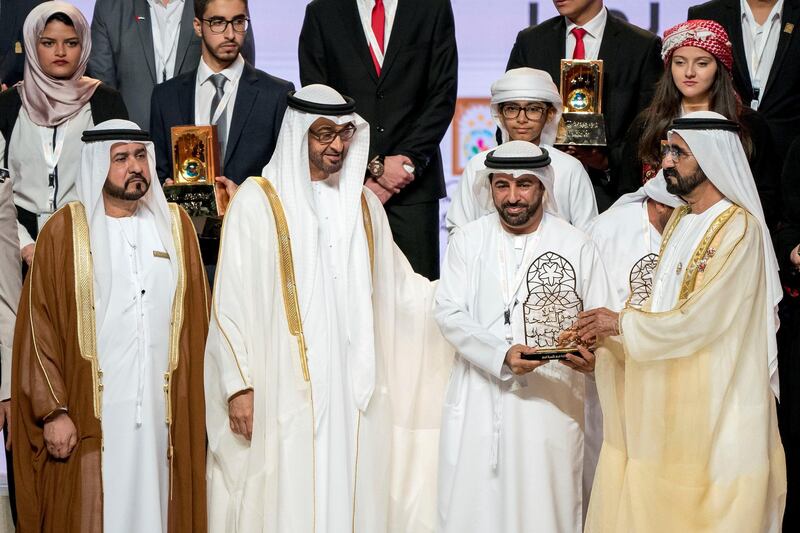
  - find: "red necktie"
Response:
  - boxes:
[370,0,385,76]
[571,27,588,60]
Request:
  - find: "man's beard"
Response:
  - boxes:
[496,199,540,227]
[664,166,708,196]
[310,146,347,176]
[104,173,150,201]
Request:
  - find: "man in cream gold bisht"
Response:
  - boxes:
[204,85,452,533]
[579,111,787,532]
[435,141,612,532]
[11,120,209,533]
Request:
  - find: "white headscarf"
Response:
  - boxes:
[610,171,684,209]
[78,120,178,334]
[474,140,560,216]
[669,110,781,397]
[491,68,563,145]
[260,84,375,412]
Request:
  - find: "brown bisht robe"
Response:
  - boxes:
[11,202,209,533]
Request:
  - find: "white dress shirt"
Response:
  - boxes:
[355,0,399,54]
[741,0,784,109]
[147,0,185,83]
[1,104,94,249]
[565,6,608,60]
[194,55,245,150]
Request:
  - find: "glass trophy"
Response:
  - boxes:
[554,59,608,147]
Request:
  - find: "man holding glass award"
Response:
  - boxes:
[434,141,613,533]
[149,0,293,260]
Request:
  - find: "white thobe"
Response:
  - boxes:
[435,213,612,533]
[446,146,598,233]
[98,211,173,533]
[307,176,359,532]
[587,199,663,311]
[650,199,732,313]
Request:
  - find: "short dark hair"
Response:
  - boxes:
[45,12,75,28]
[194,0,248,18]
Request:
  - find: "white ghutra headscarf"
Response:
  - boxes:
[491,68,563,146]
[261,84,376,412]
[78,119,178,336]
[669,111,781,397]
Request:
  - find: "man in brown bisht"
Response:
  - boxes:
[11,119,209,533]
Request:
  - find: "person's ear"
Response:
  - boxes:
[193,18,202,38]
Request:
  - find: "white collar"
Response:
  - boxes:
[565,6,608,38]
[197,54,245,86]
[741,0,784,25]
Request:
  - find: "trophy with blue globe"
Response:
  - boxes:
[555,59,607,147]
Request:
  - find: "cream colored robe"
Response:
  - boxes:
[586,207,787,533]
[205,178,453,532]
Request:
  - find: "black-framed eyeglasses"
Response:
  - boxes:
[201,17,250,34]
[500,103,549,120]
[661,142,695,161]
[308,124,357,144]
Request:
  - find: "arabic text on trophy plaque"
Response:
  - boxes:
[554,59,607,147]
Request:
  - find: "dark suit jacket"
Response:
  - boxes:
[688,0,800,158]
[506,12,663,206]
[299,0,458,205]
[149,61,293,185]
[0,0,47,87]
[88,0,255,131]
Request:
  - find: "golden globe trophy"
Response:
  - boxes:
[163,125,229,240]
[554,59,607,147]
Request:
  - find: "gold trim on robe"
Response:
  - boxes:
[678,206,738,299]
[253,176,312,382]
[69,202,102,420]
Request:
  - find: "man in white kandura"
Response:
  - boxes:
[204,84,453,533]
[446,67,597,233]
[435,140,612,533]
[581,171,682,497]
[587,172,683,310]
[579,111,786,532]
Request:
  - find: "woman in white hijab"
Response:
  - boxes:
[446,67,597,234]
[0,1,127,267]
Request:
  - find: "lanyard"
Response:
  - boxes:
[745,5,781,108]
[208,74,237,125]
[40,122,68,212]
[497,218,543,344]
[365,16,385,68]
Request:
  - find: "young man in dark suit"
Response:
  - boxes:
[506,0,662,211]
[89,0,256,130]
[149,0,292,187]
[298,0,458,280]
[688,0,800,162]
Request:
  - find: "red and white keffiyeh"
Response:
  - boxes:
[661,19,734,73]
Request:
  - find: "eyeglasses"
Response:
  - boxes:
[308,124,357,144]
[201,17,250,34]
[500,103,549,120]
[661,143,695,161]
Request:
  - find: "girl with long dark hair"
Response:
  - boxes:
[619,19,778,228]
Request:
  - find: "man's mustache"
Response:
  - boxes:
[663,168,678,179]
[125,173,147,186]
